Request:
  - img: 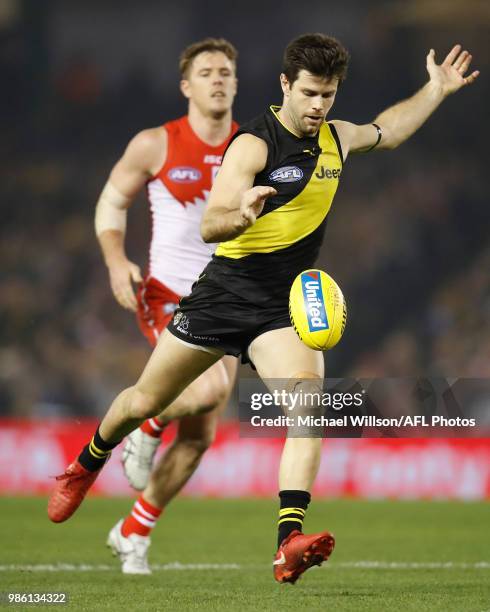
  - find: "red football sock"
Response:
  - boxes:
[140,417,166,438]
[121,495,163,537]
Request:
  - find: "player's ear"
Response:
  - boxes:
[180,79,191,99]
[280,73,291,97]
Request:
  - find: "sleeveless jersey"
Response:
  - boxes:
[203,105,343,306]
[145,115,238,296]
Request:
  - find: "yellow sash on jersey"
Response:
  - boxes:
[216,123,341,259]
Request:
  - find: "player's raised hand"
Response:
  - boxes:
[426,45,479,96]
[239,186,277,227]
[108,258,142,312]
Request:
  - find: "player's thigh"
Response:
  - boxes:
[135,330,223,403]
[248,326,324,380]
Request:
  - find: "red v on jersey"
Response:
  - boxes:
[151,115,238,207]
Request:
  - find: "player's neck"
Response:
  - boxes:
[187,106,232,147]
[277,105,303,138]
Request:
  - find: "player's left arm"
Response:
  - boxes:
[331,45,479,158]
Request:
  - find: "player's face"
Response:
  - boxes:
[281,70,338,136]
[181,51,237,119]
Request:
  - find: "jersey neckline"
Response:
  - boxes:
[184,115,237,149]
[269,105,322,142]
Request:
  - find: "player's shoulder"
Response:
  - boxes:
[124,126,167,173]
[326,120,357,146]
[221,133,268,176]
[236,109,274,140]
[327,119,354,136]
[225,109,273,157]
[129,126,167,153]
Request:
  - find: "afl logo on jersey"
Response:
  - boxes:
[168,166,202,183]
[269,166,303,183]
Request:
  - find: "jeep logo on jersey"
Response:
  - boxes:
[301,271,329,332]
[315,166,342,180]
[168,166,202,183]
[269,166,303,183]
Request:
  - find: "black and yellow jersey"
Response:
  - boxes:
[202,105,344,307]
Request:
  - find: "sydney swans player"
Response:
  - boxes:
[94,39,238,574]
[50,35,478,583]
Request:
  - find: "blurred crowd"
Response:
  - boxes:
[1,3,488,417]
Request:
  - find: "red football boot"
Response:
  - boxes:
[273,530,335,584]
[47,460,103,523]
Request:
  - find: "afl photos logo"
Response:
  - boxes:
[269,166,303,183]
[168,166,202,183]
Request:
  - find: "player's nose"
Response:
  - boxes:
[311,97,324,112]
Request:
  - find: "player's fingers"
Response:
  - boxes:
[242,209,256,224]
[257,189,277,204]
[122,283,138,309]
[452,50,468,71]
[112,279,137,311]
[130,264,143,283]
[426,48,436,67]
[119,290,137,311]
[442,44,461,66]
[253,185,277,199]
[463,70,480,86]
[242,206,257,225]
[113,291,128,309]
[126,296,138,312]
[459,53,472,75]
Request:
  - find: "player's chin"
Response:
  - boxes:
[302,124,320,136]
[209,105,230,119]
[303,116,323,134]
[210,95,229,107]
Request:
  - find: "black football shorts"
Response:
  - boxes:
[167,274,291,360]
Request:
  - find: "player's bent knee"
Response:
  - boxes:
[189,377,228,414]
[176,434,215,457]
[176,416,218,453]
[129,387,165,420]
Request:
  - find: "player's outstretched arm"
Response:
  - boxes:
[332,44,479,157]
[95,128,166,311]
[201,134,276,243]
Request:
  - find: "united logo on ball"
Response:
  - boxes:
[289,269,347,350]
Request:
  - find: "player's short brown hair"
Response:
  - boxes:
[179,38,238,78]
[283,33,349,84]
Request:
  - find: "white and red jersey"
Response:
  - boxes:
[145,115,238,296]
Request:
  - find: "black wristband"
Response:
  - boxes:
[365,123,382,152]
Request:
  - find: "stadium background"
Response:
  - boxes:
[0,0,489,499]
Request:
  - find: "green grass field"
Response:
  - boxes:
[1,497,489,611]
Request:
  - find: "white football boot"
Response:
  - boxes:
[107,519,152,575]
[122,428,161,491]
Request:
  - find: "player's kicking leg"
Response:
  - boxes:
[107,410,219,574]
[47,330,223,523]
[122,355,236,490]
[248,326,335,584]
